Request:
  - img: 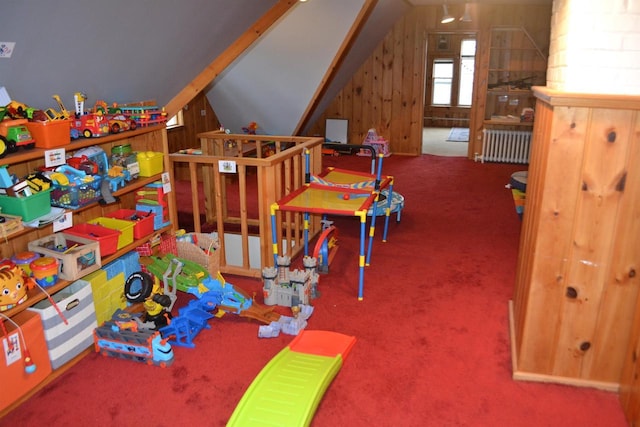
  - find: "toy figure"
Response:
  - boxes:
[0,263,28,312]
[142,292,173,330]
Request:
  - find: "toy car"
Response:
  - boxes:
[107,114,137,134]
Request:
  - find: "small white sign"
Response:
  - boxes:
[127,161,140,176]
[219,160,237,173]
[2,333,22,366]
[45,148,66,168]
[0,42,15,59]
[161,172,172,193]
[53,211,73,232]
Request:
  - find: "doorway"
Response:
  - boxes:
[423,32,477,157]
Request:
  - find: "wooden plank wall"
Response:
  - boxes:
[166,91,221,180]
[306,4,551,156]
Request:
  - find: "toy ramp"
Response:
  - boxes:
[227,330,356,427]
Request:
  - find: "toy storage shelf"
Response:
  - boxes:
[0,125,176,418]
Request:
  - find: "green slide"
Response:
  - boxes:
[227,330,356,427]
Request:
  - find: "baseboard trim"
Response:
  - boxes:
[508,300,620,393]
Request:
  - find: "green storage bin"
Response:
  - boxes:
[0,189,52,221]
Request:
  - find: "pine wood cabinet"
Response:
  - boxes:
[511,88,640,397]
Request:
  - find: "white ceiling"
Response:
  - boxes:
[407,0,551,4]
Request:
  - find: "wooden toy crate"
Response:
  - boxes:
[27,233,102,281]
[176,233,220,277]
[0,212,24,239]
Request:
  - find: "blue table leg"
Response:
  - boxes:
[270,204,279,266]
[382,182,394,243]
[365,192,379,266]
[358,212,366,300]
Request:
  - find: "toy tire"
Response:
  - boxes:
[124,271,154,303]
[0,136,7,158]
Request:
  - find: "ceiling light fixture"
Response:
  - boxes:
[460,3,472,22]
[441,4,455,24]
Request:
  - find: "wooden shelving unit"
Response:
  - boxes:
[0,124,177,417]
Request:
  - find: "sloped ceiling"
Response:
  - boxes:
[1,0,549,137]
[208,0,409,135]
[0,0,276,111]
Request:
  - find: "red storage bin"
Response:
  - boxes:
[65,223,121,257]
[104,209,155,239]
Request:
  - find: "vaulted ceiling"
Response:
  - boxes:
[0,0,551,135]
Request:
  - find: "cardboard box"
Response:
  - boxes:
[0,310,52,412]
[28,280,97,370]
[26,119,71,149]
[28,233,102,281]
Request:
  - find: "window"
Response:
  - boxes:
[458,39,476,106]
[432,59,454,105]
[166,109,184,129]
[429,38,476,107]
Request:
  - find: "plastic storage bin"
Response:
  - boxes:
[26,119,71,149]
[136,151,164,177]
[87,217,134,250]
[50,176,101,209]
[104,209,155,239]
[65,223,121,257]
[0,189,52,222]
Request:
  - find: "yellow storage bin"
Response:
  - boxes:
[136,151,164,177]
[88,217,135,250]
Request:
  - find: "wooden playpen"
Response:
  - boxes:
[168,132,324,277]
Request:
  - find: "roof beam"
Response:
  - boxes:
[164,0,298,117]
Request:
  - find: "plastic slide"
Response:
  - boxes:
[227,330,356,427]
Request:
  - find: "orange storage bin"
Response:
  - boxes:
[0,310,52,412]
[26,120,71,149]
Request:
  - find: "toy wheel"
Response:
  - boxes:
[6,139,17,153]
[0,136,8,158]
[83,129,93,138]
[129,121,137,131]
[124,271,154,303]
[24,143,36,150]
[110,123,120,134]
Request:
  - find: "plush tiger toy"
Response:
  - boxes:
[0,262,28,312]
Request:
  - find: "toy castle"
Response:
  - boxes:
[262,255,318,307]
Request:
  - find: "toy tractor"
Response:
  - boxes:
[0,108,36,158]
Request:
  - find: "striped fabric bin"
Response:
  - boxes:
[28,280,97,370]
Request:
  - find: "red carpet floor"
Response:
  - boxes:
[1,154,628,426]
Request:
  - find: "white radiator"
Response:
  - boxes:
[481,129,532,164]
